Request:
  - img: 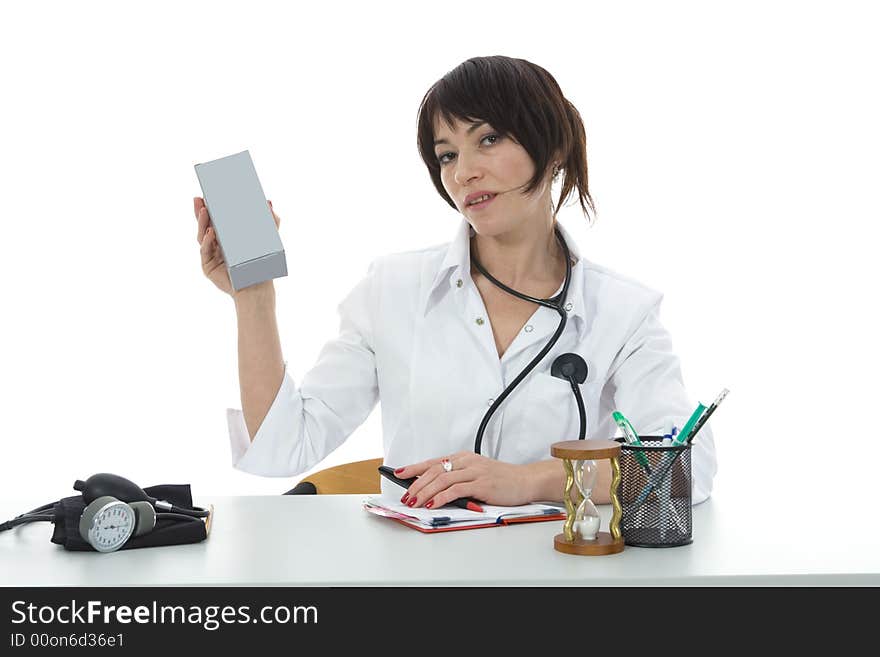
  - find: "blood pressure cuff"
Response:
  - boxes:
[50,484,208,552]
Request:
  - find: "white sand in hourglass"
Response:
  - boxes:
[573,459,601,541]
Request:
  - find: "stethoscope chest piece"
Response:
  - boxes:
[551,353,588,385]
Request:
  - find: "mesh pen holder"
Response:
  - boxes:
[616,437,692,547]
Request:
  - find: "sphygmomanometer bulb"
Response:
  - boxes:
[75,473,209,519]
[74,473,157,506]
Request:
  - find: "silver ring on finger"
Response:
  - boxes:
[440,457,453,473]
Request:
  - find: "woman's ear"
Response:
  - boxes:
[549,151,564,177]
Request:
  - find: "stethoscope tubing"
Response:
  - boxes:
[471,224,573,454]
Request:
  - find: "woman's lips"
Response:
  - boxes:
[466,194,496,211]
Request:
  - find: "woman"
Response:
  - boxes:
[192,56,717,508]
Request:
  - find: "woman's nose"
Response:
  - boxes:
[453,153,482,187]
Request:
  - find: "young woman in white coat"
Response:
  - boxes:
[192,55,717,509]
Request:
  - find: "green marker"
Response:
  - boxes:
[612,411,652,474]
[673,403,708,445]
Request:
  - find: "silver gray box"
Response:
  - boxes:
[194,150,287,291]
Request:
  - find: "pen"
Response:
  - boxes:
[659,424,678,538]
[672,402,707,445]
[631,448,681,509]
[612,411,652,474]
[642,402,705,502]
[684,388,729,444]
[378,466,485,513]
[630,391,730,513]
[641,404,705,512]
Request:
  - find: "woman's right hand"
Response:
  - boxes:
[192,196,281,296]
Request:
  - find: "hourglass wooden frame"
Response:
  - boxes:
[550,439,624,556]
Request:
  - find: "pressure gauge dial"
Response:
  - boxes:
[79,496,136,553]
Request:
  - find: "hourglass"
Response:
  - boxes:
[550,439,624,555]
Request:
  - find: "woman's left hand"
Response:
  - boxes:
[395,451,534,508]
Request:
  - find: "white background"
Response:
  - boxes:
[1,0,877,515]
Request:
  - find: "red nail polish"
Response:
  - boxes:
[425,500,434,509]
[394,468,405,474]
[401,493,409,504]
[407,498,417,507]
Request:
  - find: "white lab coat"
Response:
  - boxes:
[228,219,717,504]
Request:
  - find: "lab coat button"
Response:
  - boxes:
[456,278,463,288]
[524,324,533,332]
[475,317,485,326]
[565,303,573,312]
[488,398,495,406]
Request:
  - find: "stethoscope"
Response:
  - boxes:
[470,223,588,455]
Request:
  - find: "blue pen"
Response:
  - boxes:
[659,424,678,538]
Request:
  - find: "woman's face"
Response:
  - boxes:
[432,115,552,236]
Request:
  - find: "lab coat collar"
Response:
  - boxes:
[422,219,587,335]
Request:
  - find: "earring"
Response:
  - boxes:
[552,164,560,180]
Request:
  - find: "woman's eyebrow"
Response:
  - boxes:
[433,121,487,147]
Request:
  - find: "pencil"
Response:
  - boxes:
[686,388,729,444]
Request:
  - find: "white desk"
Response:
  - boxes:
[1,491,878,586]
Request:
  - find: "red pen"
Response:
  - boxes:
[450,498,485,513]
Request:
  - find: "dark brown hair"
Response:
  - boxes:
[416,56,596,222]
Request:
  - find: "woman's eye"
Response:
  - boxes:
[436,134,501,166]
